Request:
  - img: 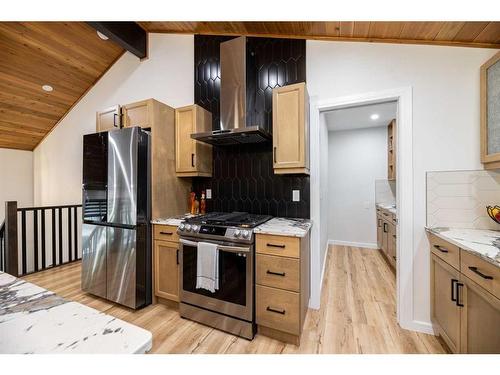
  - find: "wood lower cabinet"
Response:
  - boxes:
[377,207,396,269]
[154,240,180,302]
[255,232,310,345]
[431,254,461,353]
[460,275,500,353]
[429,233,500,353]
[272,82,309,175]
[175,104,212,177]
[96,105,121,132]
[153,224,180,303]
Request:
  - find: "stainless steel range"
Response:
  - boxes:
[178,212,272,339]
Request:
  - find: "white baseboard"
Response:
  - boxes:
[328,239,379,250]
[400,319,436,335]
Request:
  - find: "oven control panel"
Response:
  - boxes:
[177,223,253,242]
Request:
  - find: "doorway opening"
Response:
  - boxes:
[309,87,422,333]
[323,101,397,260]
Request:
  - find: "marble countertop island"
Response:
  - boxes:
[0,272,152,354]
[254,217,312,238]
[426,227,500,268]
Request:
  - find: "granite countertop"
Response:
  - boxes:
[151,213,198,226]
[254,217,312,238]
[426,227,500,268]
[376,203,397,215]
[0,272,152,354]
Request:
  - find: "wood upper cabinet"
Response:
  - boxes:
[154,239,180,302]
[480,51,500,169]
[96,105,121,132]
[387,119,396,180]
[460,275,500,353]
[272,82,310,175]
[122,100,152,129]
[431,254,461,353]
[175,104,213,177]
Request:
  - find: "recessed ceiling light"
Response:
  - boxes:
[42,85,53,92]
[96,31,109,40]
[370,114,380,120]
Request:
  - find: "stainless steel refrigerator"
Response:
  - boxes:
[81,127,151,309]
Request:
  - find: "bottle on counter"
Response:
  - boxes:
[194,196,200,214]
[200,191,206,214]
[190,191,196,215]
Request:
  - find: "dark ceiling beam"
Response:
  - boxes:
[87,22,147,59]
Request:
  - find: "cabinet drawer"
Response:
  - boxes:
[256,234,300,258]
[256,285,300,335]
[461,250,500,300]
[153,225,179,242]
[256,254,300,292]
[429,234,460,270]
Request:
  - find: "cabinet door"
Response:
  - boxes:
[430,254,461,353]
[376,215,383,249]
[175,106,196,173]
[272,82,308,173]
[460,276,500,353]
[96,105,120,132]
[123,100,151,128]
[388,222,397,267]
[381,220,389,255]
[154,240,180,302]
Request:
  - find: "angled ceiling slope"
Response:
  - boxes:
[0,22,124,150]
[141,21,500,49]
[1,21,499,151]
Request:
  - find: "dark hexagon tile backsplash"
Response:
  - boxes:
[193,35,309,219]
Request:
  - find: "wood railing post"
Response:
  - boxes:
[5,201,18,276]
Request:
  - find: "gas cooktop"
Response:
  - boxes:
[184,212,272,228]
[178,212,272,243]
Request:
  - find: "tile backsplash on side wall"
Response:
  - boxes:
[426,169,500,229]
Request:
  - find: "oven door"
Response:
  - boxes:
[179,237,253,322]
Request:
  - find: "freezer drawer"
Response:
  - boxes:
[81,224,107,299]
[106,227,137,309]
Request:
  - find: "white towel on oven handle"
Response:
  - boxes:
[196,242,219,293]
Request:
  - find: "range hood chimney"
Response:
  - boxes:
[191,36,271,146]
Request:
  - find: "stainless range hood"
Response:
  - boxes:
[191,36,271,146]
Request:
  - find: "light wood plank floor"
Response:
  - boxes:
[22,245,446,354]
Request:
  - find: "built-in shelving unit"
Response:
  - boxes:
[387,119,396,181]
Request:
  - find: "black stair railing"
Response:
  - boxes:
[1,201,82,276]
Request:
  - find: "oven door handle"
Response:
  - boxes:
[179,238,251,254]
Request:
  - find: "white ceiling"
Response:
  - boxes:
[324,101,397,132]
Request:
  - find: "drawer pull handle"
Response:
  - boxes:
[468,266,493,280]
[451,279,458,302]
[456,282,464,307]
[266,243,286,248]
[433,245,448,253]
[160,231,173,235]
[266,306,286,315]
[267,270,286,277]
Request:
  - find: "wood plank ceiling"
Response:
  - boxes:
[0,21,498,151]
[0,22,123,150]
[140,21,500,48]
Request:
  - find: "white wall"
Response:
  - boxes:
[0,149,33,222]
[33,33,194,206]
[307,40,497,327]
[328,126,387,247]
[318,114,329,282]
